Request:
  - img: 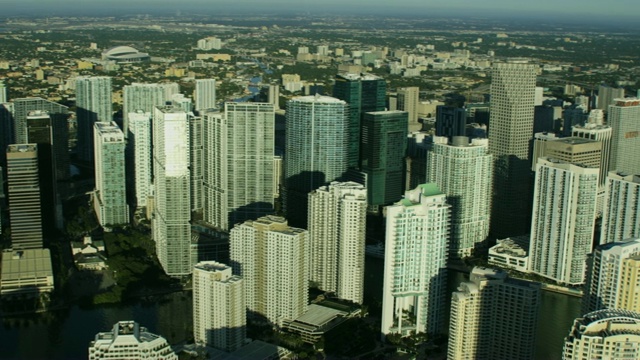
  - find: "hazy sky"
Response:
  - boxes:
[0,0,639,22]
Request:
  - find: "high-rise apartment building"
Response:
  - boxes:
[6,97,69,146]
[88,321,177,360]
[0,80,6,103]
[195,79,216,112]
[381,184,450,336]
[333,73,386,168]
[448,267,540,360]
[284,95,348,227]
[360,110,408,206]
[308,181,367,304]
[230,216,308,327]
[193,261,245,352]
[597,84,625,111]
[127,111,152,209]
[397,87,419,130]
[529,158,599,285]
[489,62,537,237]
[76,76,112,163]
[203,103,275,230]
[152,105,192,276]
[583,238,640,313]
[608,98,640,175]
[427,136,492,258]
[6,144,42,249]
[123,82,179,139]
[601,172,640,245]
[267,84,280,110]
[93,122,128,227]
[563,309,640,360]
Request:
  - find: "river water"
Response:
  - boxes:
[0,292,193,360]
[0,258,580,359]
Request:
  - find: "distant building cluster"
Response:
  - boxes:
[0,18,639,359]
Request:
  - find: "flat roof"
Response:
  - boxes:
[554,137,596,145]
[292,304,347,327]
[291,95,345,104]
[1,249,53,282]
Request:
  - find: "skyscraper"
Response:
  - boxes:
[333,73,386,168]
[76,76,112,163]
[572,120,612,189]
[563,310,640,360]
[193,261,245,352]
[5,97,69,147]
[152,105,191,276]
[532,137,602,172]
[397,87,419,131]
[488,62,537,237]
[435,106,467,140]
[190,114,203,213]
[230,216,308,327]
[195,79,216,112]
[562,104,588,137]
[381,184,450,336]
[127,110,152,209]
[93,121,128,227]
[26,110,68,229]
[308,181,367,304]
[6,144,42,249]
[360,110,408,206]
[529,158,599,285]
[123,82,178,139]
[597,84,625,111]
[203,103,275,231]
[583,238,640,313]
[0,80,6,103]
[448,267,540,360]
[608,98,640,175]
[284,95,348,227]
[601,172,640,245]
[0,104,12,168]
[427,136,493,258]
[267,84,280,110]
[405,132,432,191]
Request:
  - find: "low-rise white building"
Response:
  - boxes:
[488,236,530,273]
[88,321,177,360]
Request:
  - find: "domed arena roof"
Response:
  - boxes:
[102,46,150,63]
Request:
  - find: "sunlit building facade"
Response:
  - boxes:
[381,184,450,336]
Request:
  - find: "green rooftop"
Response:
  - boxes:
[418,183,443,196]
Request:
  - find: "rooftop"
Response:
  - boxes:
[291,304,348,328]
[291,94,345,104]
[7,143,37,153]
[1,249,53,282]
[555,137,596,145]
